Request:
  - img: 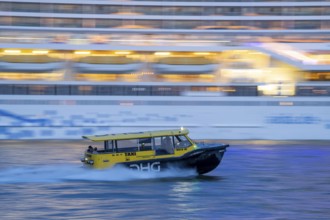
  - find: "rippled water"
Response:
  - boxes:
[0,141,329,219]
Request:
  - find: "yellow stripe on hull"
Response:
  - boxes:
[83,144,196,169]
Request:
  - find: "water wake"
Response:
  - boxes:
[0,165,197,183]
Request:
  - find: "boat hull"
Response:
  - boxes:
[117,145,228,175]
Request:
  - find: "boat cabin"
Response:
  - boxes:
[82,128,195,156]
[82,128,228,173]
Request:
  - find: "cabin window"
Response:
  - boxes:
[116,139,138,153]
[161,136,174,154]
[138,138,152,151]
[153,137,162,150]
[174,135,191,148]
[104,140,114,152]
[153,136,174,155]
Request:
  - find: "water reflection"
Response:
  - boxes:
[169,181,202,214]
[0,141,330,219]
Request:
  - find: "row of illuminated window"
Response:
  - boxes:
[305,72,330,81]
[0,84,329,96]
[1,3,329,16]
[0,17,329,30]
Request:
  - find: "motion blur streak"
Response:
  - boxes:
[0,165,196,183]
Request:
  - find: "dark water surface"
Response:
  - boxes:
[0,141,329,220]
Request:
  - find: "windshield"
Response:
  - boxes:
[174,135,192,148]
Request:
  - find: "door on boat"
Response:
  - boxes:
[153,136,175,155]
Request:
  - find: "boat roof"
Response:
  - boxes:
[82,128,189,142]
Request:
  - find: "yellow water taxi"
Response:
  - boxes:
[81,128,229,174]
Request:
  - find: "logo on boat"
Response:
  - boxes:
[129,162,161,172]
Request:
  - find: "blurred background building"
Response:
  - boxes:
[0,0,329,140]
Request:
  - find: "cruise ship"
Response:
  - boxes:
[0,0,329,140]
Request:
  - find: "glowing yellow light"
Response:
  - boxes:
[32,50,49,54]
[258,84,276,92]
[114,51,131,55]
[279,102,293,106]
[4,49,21,54]
[193,52,210,55]
[74,51,91,55]
[154,52,171,56]
[281,50,317,64]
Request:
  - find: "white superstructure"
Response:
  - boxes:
[0,0,329,140]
